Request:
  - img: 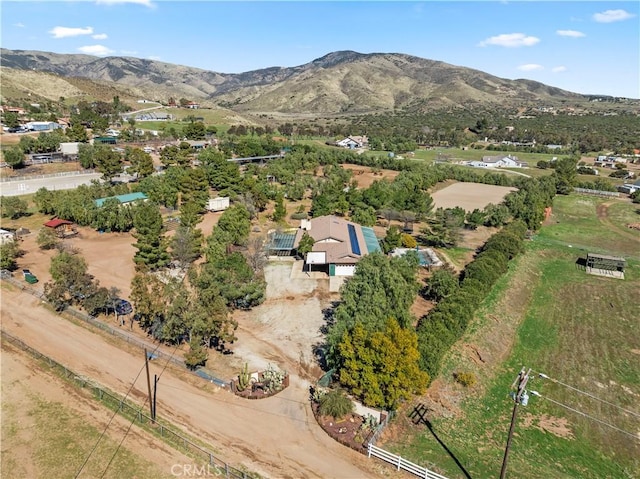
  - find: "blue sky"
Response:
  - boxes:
[2,1,639,98]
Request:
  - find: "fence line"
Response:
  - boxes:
[367,410,395,446]
[0,169,98,183]
[367,444,449,479]
[1,275,227,387]
[1,329,250,479]
[574,187,620,198]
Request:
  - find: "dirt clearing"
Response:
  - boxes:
[431,182,517,212]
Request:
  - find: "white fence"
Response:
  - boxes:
[574,187,620,198]
[367,444,449,479]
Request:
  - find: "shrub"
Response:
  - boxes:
[290,212,308,220]
[319,389,354,420]
[402,233,417,248]
[454,371,477,387]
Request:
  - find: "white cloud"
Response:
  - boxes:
[49,26,94,38]
[552,66,567,73]
[95,0,156,8]
[517,64,544,72]
[77,45,114,56]
[478,33,540,48]
[593,9,635,23]
[92,33,108,40]
[14,22,25,28]
[556,30,585,38]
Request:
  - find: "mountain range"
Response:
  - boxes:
[0,48,632,116]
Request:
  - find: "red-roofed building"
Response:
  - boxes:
[44,218,77,238]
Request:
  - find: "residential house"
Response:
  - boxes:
[470,155,521,168]
[337,136,369,149]
[185,102,200,109]
[293,215,381,276]
[595,156,627,168]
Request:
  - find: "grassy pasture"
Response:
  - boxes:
[381,194,640,479]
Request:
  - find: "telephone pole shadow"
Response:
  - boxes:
[410,403,473,479]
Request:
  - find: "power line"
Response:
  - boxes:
[98,343,179,479]
[530,391,640,441]
[534,370,640,419]
[74,343,162,479]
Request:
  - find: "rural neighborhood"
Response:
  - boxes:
[1,7,639,478]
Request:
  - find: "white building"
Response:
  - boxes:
[469,154,521,168]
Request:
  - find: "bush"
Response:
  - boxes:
[454,371,477,388]
[319,389,354,420]
[290,212,308,220]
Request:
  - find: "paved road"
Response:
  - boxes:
[0,172,103,196]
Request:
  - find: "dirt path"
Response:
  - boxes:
[596,201,640,243]
[0,288,380,479]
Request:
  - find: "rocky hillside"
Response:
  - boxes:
[0,48,593,114]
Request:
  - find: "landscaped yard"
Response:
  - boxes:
[379,194,640,479]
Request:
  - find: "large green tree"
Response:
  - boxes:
[3,147,25,168]
[132,201,170,270]
[338,318,429,409]
[94,145,123,180]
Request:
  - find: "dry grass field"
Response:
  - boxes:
[1,342,190,479]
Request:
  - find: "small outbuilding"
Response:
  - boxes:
[585,253,625,279]
[44,218,78,238]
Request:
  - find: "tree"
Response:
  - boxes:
[78,143,96,169]
[132,201,170,270]
[554,156,578,195]
[37,227,60,250]
[184,338,209,369]
[465,208,486,230]
[297,231,315,258]
[337,319,429,409]
[216,205,251,246]
[272,192,286,221]
[170,226,203,269]
[183,121,206,140]
[46,250,96,308]
[422,267,458,301]
[94,145,123,180]
[0,196,29,219]
[3,147,25,168]
[127,148,154,178]
[3,111,20,128]
[66,123,89,142]
[0,241,20,271]
[381,226,402,254]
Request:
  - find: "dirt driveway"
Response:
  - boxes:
[1,286,381,478]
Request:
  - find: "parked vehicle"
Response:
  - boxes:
[115,298,133,315]
[22,269,38,284]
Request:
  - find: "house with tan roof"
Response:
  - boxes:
[292,215,381,276]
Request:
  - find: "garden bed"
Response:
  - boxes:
[230,368,289,400]
[310,401,372,454]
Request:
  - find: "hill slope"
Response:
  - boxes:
[1,48,590,114]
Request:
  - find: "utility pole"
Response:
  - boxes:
[144,348,154,421]
[152,374,159,421]
[500,367,531,479]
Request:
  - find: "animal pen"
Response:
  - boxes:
[585,253,626,279]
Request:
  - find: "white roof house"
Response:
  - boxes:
[470,155,521,168]
[337,136,369,149]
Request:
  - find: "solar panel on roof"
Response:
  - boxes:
[347,224,361,255]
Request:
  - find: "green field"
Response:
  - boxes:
[382,194,640,478]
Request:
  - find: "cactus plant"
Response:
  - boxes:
[262,364,286,393]
[236,363,250,392]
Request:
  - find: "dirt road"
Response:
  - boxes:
[1,288,381,479]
